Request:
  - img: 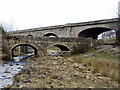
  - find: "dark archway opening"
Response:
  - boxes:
[12,44,37,59]
[26,35,33,37]
[78,27,114,39]
[47,44,70,56]
[53,45,69,51]
[43,33,57,37]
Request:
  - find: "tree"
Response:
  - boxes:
[0,22,14,32]
[0,24,6,36]
[0,22,15,37]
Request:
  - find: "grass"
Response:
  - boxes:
[1,54,8,60]
[97,51,118,61]
[79,47,118,61]
[47,46,60,50]
[69,47,119,83]
[72,56,119,82]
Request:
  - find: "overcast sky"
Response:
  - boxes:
[0,0,119,31]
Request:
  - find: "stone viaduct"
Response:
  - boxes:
[3,36,95,59]
[10,18,119,39]
[4,18,119,59]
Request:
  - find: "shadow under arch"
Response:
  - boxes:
[48,43,70,51]
[11,44,38,58]
[78,27,115,39]
[26,35,33,37]
[43,33,58,37]
[53,44,70,51]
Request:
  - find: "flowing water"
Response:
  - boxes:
[0,53,34,88]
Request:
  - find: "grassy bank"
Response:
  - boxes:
[68,49,119,83]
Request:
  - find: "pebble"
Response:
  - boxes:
[97,76,111,81]
[95,73,102,76]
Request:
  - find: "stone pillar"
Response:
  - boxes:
[116,1,120,44]
[118,1,120,85]
[20,45,28,54]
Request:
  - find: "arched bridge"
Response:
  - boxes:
[3,36,95,59]
[11,18,119,39]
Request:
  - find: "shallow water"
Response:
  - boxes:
[0,61,26,88]
[0,53,34,88]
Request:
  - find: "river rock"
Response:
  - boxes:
[14,59,20,62]
[73,63,79,68]
[23,80,32,83]
[95,73,102,76]
[4,70,10,73]
[97,76,111,81]
[85,75,91,80]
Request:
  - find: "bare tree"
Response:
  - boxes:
[0,24,7,36]
[0,21,15,37]
[0,22,14,32]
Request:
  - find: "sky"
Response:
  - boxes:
[0,0,120,31]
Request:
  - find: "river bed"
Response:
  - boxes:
[0,53,34,88]
[0,60,26,88]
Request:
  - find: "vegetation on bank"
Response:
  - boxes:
[0,25,8,60]
[0,25,6,36]
[67,48,119,83]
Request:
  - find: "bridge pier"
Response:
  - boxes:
[117,1,120,45]
[20,45,28,54]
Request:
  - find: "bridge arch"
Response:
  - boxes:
[53,44,70,51]
[26,35,33,37]
[78,27,115,39]
[10,43,46,59]
[43,33,58,37]
[47,43,70,55]
[48,43,70,51]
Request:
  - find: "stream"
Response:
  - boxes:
[0,53,34,88]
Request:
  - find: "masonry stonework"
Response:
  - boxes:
[3,36,95,59]
[10,18,119,39]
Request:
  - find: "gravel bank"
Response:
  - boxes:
[11,56,119,88]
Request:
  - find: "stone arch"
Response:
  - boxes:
[78,27,115,39]
[26,35,33,37]
[47,43,70,56]
[43,33,58,37]
[48,43,70,51]
[10,43,46,59]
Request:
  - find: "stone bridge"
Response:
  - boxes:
[10,18,119,39]
[3,36,95,59]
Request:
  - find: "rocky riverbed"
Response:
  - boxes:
[0,60,26,88]
[11,56,119,88]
